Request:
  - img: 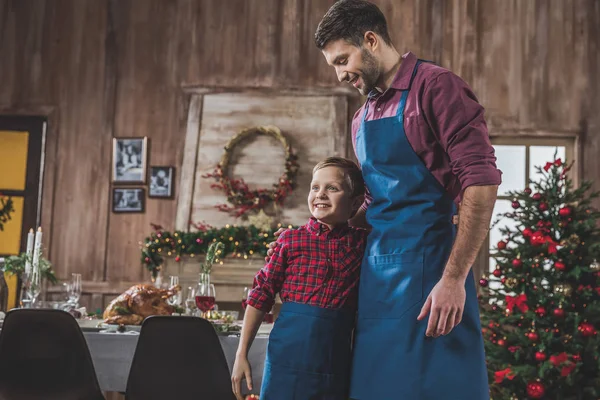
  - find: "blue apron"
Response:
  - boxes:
[260,302,354,400]
[350,61,489,399]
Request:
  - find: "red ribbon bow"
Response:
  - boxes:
[505,294,529,313]
[494,368,516,384]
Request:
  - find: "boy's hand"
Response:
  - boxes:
[264,228,286,261]
[231,355,253,400]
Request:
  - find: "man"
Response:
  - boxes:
[308,1,501,398]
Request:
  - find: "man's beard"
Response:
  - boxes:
[358,48,380,95]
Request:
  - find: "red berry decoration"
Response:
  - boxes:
[532,193,542,201]
[524,187,532,194]
[479,278,489,287]
[175,255,181,262]
[497,241,507,250]
[522,228,533,238]
[493,268,502,277]
[535,306,546,317]
[554,261,566,271]
[511,201,520,209]
[553,308,565,318]
[539,202,549,211]
[578,322,597,337]
[559,206,572,217]
[535,351,547,362]
[526,332,539,342]
[527,381,545,399]
[497,339,506,346]
[512,259,523,268]
[572,354,581,362]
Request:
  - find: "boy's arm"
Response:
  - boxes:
[235,305,266,358]
[349,207,370,230]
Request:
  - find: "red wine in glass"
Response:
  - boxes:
[195,296,215,313]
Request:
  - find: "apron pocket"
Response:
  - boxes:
[359,251,424,319]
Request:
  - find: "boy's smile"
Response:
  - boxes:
[308,166,358,229]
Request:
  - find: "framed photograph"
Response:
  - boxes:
[148,166,175,198]
[112,137,148,184]
[112,188,145,213]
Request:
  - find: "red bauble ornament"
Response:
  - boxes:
[175,255,181,262]
[511,201,520,209]
[497,241,507,250]
[527,381,545,399]
[479,278,489,287]
[539,202,549,211]
[493,268,502,277]
[524,187,532,194]
[532,193,542,201]
[555,261,566,271]
[144,257,150,263]
[553,308,565,318]
[535,306,546,317]
[535,351,547,361]
[497,339,506,346]
[531,231,547,246]
[559,206,572,217]
[578,322,597,337]
[501,277,506,284]
[526,332,539,342]
[512,259,523,268]
[522,228,533,238]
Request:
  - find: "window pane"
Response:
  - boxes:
[0,196,24,255]
[529,146,566,185]
[493,145,526,196]
[489,200,517,273]
[0,131,29,191]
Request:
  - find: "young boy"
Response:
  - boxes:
[231,157,368,400]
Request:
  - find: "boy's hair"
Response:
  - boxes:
[314,0,392,50]
[313,157,365,198]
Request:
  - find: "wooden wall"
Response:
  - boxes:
[1,0,599,313]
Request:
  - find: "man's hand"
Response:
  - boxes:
[417,277,466,337]
[231,355,253,400]
[264,228,285,261]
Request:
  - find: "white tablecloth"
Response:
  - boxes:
[83,331,267,395]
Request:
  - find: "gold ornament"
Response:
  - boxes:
[567,234,581,246]
[590,259,600,271]
[505,277,518,289]
[554,283,573,297]
[247,209,275,232]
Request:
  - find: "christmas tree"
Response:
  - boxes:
[479,156,600,399]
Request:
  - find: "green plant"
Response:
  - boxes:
[2,253,59,285]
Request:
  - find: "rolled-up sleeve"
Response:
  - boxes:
[422,72,502,189]
[246,233,289,312]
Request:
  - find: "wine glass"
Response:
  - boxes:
[195,282,216,318]
[25,270,41,308]
[68,273,82,307]
[184,286,197,316]
[167,276,182,307]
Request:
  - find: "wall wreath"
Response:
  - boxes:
[203,126,299,218]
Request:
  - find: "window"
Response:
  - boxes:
[476,137,577,284]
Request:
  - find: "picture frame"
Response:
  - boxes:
[112,188,145,213]
[112,137,148,184]
[148,166,175,199]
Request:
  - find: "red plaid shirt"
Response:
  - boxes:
[247,217,368,312]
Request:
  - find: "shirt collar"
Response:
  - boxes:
[368,51,417,97]
[306,217,350,239]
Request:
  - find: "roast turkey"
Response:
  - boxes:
[103,284,181,325]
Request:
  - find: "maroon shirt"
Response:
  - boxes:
[246,217,368,312]
[352,51,502,209]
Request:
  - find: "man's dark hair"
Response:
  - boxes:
[314,0,392,50]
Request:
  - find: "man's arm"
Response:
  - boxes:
[443,185,497,281]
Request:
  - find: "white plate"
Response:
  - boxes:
[98,323,142,332]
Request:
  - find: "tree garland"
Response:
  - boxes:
[202,126,299,218]
[0,194,14,231]
[140,222,296,276]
